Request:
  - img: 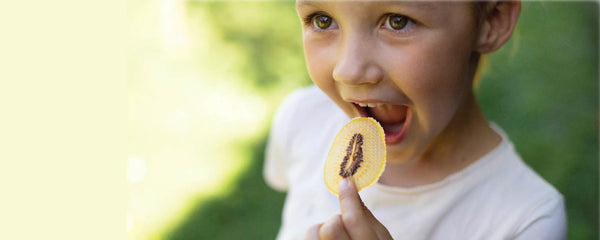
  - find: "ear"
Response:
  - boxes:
[475,1,521,54]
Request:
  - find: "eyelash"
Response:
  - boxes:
[302,12,323,26]
[302,12,416,32]
[302,12,321,25]
[381,13,415,32]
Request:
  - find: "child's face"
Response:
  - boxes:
[297,1,481,162]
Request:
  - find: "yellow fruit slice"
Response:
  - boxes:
[324,117,386,195]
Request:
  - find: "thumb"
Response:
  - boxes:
[338,178,379,239]
[338,177,365,216]
[339,178,393,240]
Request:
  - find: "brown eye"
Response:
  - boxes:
[386,14,408,30]
[313,15,333,29]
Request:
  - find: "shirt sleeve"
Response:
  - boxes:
[263,88,306,192]
[512,194,567,240]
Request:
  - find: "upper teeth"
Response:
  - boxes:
[357,103,381,108]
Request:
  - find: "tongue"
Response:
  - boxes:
[369,105,407,124]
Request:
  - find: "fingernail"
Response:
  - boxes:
[339,178,350,191]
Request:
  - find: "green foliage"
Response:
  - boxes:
[186,1,310,94]
[168,2,598,239]
[165,136,286,240]
[477,2,598,239]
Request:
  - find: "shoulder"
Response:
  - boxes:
[264,85,344,191]
[502,155,566,239]
[278,85,336,117]
[270,85,339,143]
[437,124,566,239]
[480,135,566,239]
[492,145,563,205]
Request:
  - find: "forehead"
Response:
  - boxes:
[295,1,468,27]
[296,0,443,12]
[294,0,461,22]
[296,0,475,27]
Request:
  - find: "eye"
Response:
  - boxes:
[383,14,411,31]
[311,14,337,30]
[313,14,332,29]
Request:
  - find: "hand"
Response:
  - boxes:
[304,178,393,240]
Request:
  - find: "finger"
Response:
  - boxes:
[338,178,378,239]
[304,223,323,240]
[338,178,364,216]
[319,215,351,240]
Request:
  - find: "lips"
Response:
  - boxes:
[353,103,410,145]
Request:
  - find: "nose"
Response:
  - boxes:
[332,34,384,86]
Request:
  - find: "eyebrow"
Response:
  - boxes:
[296,1,440,12]
[296,0,323,10]
[410,2,438,11]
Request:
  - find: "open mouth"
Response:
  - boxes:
[353,103,411,145]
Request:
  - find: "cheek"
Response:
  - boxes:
[387,35,473,133]
[303,36,358,118]
[303,38,334,89]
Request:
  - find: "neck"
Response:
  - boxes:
[379,92,501,188]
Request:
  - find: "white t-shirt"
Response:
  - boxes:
[264,85,566,240]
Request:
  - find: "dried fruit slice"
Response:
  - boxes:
[324,117,386,195]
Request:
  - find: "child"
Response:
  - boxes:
[264,1,566,239]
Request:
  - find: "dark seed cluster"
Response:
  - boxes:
[339,133,364,178]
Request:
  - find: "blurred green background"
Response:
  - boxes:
[128,1,598,239]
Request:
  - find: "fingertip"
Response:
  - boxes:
[338,177,356,194]
[338,178,349,192]
[338,178,364,216]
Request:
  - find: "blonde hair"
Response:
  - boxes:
[471,2,521,88]
[472,2,489,88]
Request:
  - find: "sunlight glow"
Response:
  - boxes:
[159,0,189,56]
[128,1,273,239]
[126,211,133,233]
[127,156,146,184]
[164,110,190,137]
